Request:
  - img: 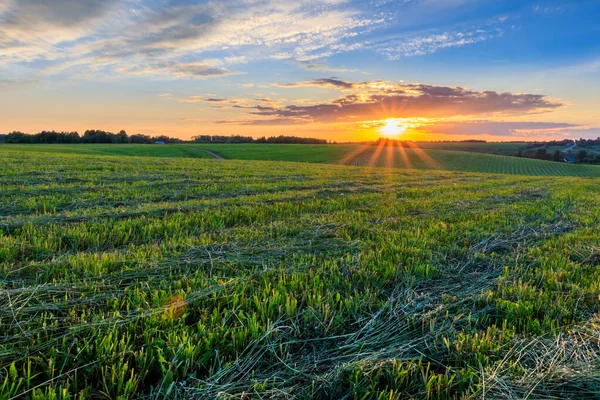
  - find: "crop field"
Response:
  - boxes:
[415,142,529,156]
[0,144,358,164]
[3,144,599,178]
[1,148,600,399]
[0,144,217,159]
[349,145,600,177]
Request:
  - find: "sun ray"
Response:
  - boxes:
[367,139,386,167]
[405,141,439,169]
[385,138,396,169]
[338,144,372,166]
[396,140,413,170]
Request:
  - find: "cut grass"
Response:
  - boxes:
[1,149,600,399]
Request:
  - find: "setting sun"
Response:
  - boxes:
[381,119,407,137]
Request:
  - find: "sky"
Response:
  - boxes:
[1,0,599,142]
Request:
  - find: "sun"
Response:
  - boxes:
[381,119,407,137]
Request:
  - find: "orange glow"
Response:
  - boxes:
[380,119,408,137]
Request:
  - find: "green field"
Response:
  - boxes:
[0,144,216,159]
[2,148,600,399]
[415,141,528,156]
[3,143,599,178]
[349,146,600,177]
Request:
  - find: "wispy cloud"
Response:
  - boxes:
[416,121,579,136]
[378,29,502,59]
[118,61,242,79]
[0,0,383,80]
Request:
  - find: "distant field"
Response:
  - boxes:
[415,141,528,155]
[0,143,358,163]
[0,144,216,158]
[2,143,599,177]
[196,143,360,163]
[349,146,600,177]
[2,148,600,398]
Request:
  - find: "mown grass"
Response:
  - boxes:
[1,149,600,399]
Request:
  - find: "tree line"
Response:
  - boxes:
[191,135,329,144]
[517,147,600,164]
[0,130,184,144]
[0,131,330,145]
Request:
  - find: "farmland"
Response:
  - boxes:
[348,145,600,177]
[3,143,600,177]
[1,147,600,399]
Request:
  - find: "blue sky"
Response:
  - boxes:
[1,0,599,141]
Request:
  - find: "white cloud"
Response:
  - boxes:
[0,0,382,80]
[380,29,501,59]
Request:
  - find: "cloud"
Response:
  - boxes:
[0,0,382,78]
[276,78,356,89]
[416,121,580,136]
[0,78,39,90]
[0,0,124,61]
[300,62,369,74]
[378,29,502,59]
[1,0,122,28]
[118,61,241,79]
[249,79,564,123]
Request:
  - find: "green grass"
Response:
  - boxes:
[0,144,216,159]
[196,143,360,163]
[4,143,599,177]
[2,148,600,399]
[349,146,600,177]
[415,141,528,156]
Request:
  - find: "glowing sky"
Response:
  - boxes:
[1,0,599,141]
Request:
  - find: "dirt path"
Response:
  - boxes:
[563,142,577,153]
[198,148,226,159]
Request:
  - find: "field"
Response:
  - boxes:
[3,143,600,178]
[415,142,528,156]
[2,147,600,399]
[0,144,217,159]
[348,145,600,177]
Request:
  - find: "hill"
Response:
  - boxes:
[3,143,599,177]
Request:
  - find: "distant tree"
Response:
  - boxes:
[116,130,129,143]
[553,150,561,162]
[82,130,113,143]
[534,148,549,161]
[130,134,152,144]
[577,150,588,162]
[4,131,30,143]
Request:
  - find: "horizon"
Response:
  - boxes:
[1,1,599,141]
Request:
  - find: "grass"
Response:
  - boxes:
[0,144,216,159]
[1,148,600,399]
[3,143,599,177]
[348,145,600,177]
[195,144,360,163]
[415,141,528,156]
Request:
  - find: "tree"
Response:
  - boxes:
[577,150,588,162]
[553,150,561,162]
[130,134,152,144]
[116,130,129,143]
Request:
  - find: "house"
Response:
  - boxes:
[155,141,165,145]
[565,157,576,163]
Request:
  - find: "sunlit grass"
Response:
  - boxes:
[1,149,600,398]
